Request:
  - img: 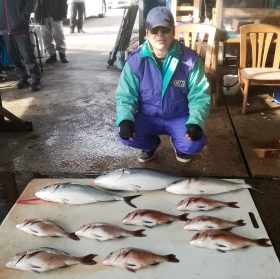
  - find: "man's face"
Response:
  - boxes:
[146,26,175,53]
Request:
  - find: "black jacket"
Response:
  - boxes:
[35,0,68,25]
[0,0,37,34]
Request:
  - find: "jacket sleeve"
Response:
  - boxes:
[186,58,211,130]
[115,62,140,126]
[22,0,37,20]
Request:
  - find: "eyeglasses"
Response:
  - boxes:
[149,26,171,35]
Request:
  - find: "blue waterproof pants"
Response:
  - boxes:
[117,113,207,154]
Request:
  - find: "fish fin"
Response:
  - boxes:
[217,249,226,253]
[151,262,160,266]
[216,243,227,248]
[235,219,246,227]
[126,267,136,272]
[206,226,215,229]
[30,229,39,234]
[227,202,239,208]
[166,254,179,263]
[144,225,154,228]
[16,198,45,205]
[80,254,97,265]
[197,206,206,210]
[61,198,70,204]
[30,264,41,268]
[123,194,141,208]
[31,269,41,273]
[177,213,189,221]
[133,229,146,237]
[68,232,80,241]
[255,238,272,247]
[143,220,154,224]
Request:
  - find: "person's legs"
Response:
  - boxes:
[41,17,56,56]
[70,2,78,32]
[51,20,68,63]
[117,113,163,152]
[14,32,41,91]
[77,3,85,32]
[3,33,29,85]
[165,116,207,155]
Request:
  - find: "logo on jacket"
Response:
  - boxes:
[173,80,186,88]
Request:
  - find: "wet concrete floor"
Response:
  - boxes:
[0,9,279,260]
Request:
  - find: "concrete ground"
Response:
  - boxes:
[0,9,279,259]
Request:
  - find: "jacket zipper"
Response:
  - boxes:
[4,0,11,33]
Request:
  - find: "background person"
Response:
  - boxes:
[0,0,41,91]
[116,6,211,163]
[69,0,85,33]
[35,0,69,63]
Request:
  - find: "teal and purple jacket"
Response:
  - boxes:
[116,39,211,130]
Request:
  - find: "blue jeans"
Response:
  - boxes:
[117,113,207,154]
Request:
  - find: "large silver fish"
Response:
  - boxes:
[16,218,80,240]
[75,222,146,241]
[17,183,141,208]
[122,209,189,227]
[103,247,179,272]
[190,230,271,252]
[94,168,182,191]
[166,178,254,195]
[183,215,246,231]
[177,197,239,211]
[6,247,96,273]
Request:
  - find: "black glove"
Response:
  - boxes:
[119,120,135,140]
[186,124,203,141]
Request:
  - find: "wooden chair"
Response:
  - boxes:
[239,24,280,114]
[175,23,220,108]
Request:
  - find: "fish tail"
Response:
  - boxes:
[16,198,44,205]
[124,194,141,208]
[227,202,239,208]
[80,254,97,265]
[68,232,80,241]
[133,229,146,237]
[255,238,272,247]
[176,213,189,221]
[165,254,179,263]
[235,219,246,226]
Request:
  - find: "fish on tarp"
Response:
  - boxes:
[190,230,271,252]
[103,247,179,272]
[177,197,239,211]
[166,177,255,195]
[184,215,246,231]
[6,247,96,273]
[75,222,146,241]
[16,218,80,240]
[122,209,189,227]
[93,168,182,191]
[17,182,141,208]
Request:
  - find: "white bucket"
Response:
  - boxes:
[223,74,239,95]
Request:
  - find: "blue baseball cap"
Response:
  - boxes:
[145,6,174,30]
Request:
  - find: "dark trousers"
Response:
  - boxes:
[70,2,85,30]
[3,32,41,80]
